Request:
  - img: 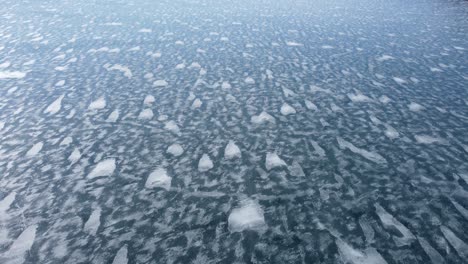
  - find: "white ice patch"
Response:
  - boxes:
[4,225,37,264]
[68,148,81,164]
[107,110,119,122]
[375,204,416,247]
[221,81,231,89]
[88,97,106,110]
[84,208,101,235]
[60,136,73,146]
[44,94,64,115]
[393,77,407,85]
[167,144,184,156]
[251,111,275,124]
[224,141,241,159]
[265,152,287,170]
[379,95,391,104]
[55,80,65,87]
[164,121,180,134]
[0,192,16,219]
[337,137,387,164]
[191,98,202,109]
[384,125,399,139]
[112,245,128,264]
[143,95,155,105]
[280,103,296,115]
[198,154,214,172]
[88,159,116,179]
[376,55,395,62]
[138,109,153,120]
[310,140,326,157]
[336,239,388,264]
[440,226,468,261]
[244,77,255,84]
[138,28,152,33]
[175,63,186,70]
[26,142,43,157]
[305,100,318,111]
[0,71,26,79]
[415,135,444,144]
[153,80,168,87]
[106,64,132,78]
[408,102,424,112]
[286,41,303,47]
[145,168,171,190]
[228,199,265,232]
[321,45,334,49]
[348,93,372,103]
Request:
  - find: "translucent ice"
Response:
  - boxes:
[265,152,287,170]
[145,167,171,190]
[88,159,116,179]
[228,199,265,232]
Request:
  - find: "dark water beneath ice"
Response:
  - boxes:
[0,0,468,263]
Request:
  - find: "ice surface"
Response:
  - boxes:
[417,237,445,264]
[337,137,387,164]
[164,121,180,134]
[167,144,184,156]
[198,154,214,172]
[408,102,424,112]
[336,239,388,264]
[106,110,119,122]
[44,94,64,115]
[138,109,154,120]
[440,226,468,261]
[221,81,231,89]
[106,64,132,78]
[305,100,318,111]
[286,41,303,47]
[112,245,128,264]
[244,77,255,84]
[0,192,16,219]
[153,80,168,87]
[0,71,26,79]
[145,168,171,190]
[88,97,106,110]
[26,142,43,157]
[191,98,202,109]
[68,148,81,164]
[224,140,241,159]
[265,152,287,170]
[415,135,444,144]
[84,208,101,235]
[348,93,372,103]
[88,159,116,179]
[280,103,296,115]
[143,95,155,105]
[251,111,275,124]
[3,225,37,264]
[228,199,265,232]
[375,204,415,246]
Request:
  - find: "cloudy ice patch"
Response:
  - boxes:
[280,103,296,115]
[0,61,10,68]
[106,64,132,78]
[348,93,372,103]
[337,137,387,164]
[379,95,391,104]
[191,98,202,109]
[138,109,153,120]
[265,152,287,170]
[393,77,407,85]
[143,95,155,105]
[221,81,231,89]
[153,80,168,87]
[0,71,27,79]
[244,77,255,84]
[228,199,266,232]
[138,28,152,33]
[175,63,185,70]
[305,100,318,111]
[26,142,43,157]
[251,111,275,124]
[106,110,119,122]
[55,80,65,87]
[44,94,64,115]
[88,97,106,110]
[321,45,334,49]
[286,41,303,47]
[167,144,184,156]
[145,168,171,190]
[376,55,395,62]
[84,208,101,235]
[112,245,128,264]
[415,135,445,144]
[0,192,16,219]
[88,159,116,179]
[164,121,180,134]
[68,148,81,164]
[60,136,73,146]
[225,141,241,159]
[375,204,415,247]
[384,125,399,139]
[3,225,37,264]
[336,239,388,264]
[310,85,332,94]
[440,226,468,261]
[310,140,326,157]
[198,154,214,172]
[417,237,445,264]
[408,102,424,112]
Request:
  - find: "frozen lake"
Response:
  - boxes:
[0,0,468,263]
